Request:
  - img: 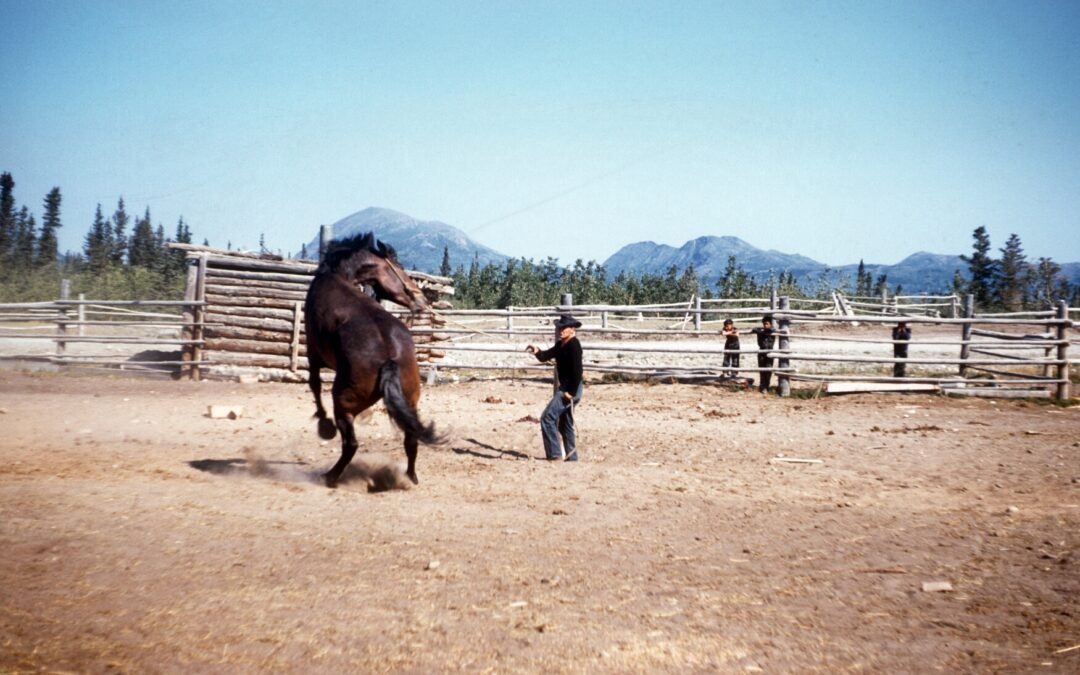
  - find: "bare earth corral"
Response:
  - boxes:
[1,369,1078,673]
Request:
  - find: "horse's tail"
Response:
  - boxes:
[379,361,445,445]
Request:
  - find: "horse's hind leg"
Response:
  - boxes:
[308,357,336,439]
[404,433,419,485]
[323,412,358,488]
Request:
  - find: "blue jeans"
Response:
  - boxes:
[541,383,583,460]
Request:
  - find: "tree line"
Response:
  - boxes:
[444,250,867,310]
[956,226,1077,312]
[442,227,1077,311]
[0,172,193,302]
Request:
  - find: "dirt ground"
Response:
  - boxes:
[1,368,1078,673]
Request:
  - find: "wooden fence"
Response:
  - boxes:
[1,273,1072,399]
[420,293,1073,400]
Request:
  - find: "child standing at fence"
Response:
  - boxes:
[751,315,776,393]
[721,318,740,378]
[892,321,911,377]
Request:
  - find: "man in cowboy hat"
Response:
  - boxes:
[526,314,584,461]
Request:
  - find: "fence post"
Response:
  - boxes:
[770,288,777,311]
[778,296,791,397]
[181,258,199,379]
[950,294,959,319]
[959,293,974,377]
[290,301,303,372]
[192,254,208,381]
[881,287,888,313]
[319,224,333,258]
[1055,300,1070,401]
[506,307,513,332]
[56,278,70,359]
[77,293,86,337]
[694,295,702,331]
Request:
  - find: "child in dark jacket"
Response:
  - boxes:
[721,318,740,378]
[750,315,775,393]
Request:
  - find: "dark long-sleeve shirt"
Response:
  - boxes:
[751,326,775,364]
[751,327,775,350]
[892,327,911,357]
[535,337,583,394]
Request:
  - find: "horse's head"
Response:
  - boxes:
[319,233,429,312]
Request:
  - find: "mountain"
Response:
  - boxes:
[299,207,508,274]
[302,209,1079,294]
[604,236,823,285]
[605,238,972,292]
[833,252,968,293]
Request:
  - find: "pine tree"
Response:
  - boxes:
[0,172,15,265]
[36,187,62,268]
[170,216,192,277]
[83,204,111,272]
[12,207,36,275]
[1031,257,1063,309]
[439,246,451,277]
[950,269,966,297]
[874,273,889,297]
[994,233,1027,311]
[110,198,129,266]
[960,226,996,309]
[129,207,156,268]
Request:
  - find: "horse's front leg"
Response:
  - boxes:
[323,409,358,488]
[308,357,336,440]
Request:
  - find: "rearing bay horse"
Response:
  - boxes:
[305,232,443,488]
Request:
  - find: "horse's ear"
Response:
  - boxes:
[378,241,397,260]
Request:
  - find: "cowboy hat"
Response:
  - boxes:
[554,314,582,329]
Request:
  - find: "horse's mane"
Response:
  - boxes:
[317,232,399,274]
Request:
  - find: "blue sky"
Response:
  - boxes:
[4,0,1079,267]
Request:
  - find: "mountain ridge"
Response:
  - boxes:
[301,208,1079,293]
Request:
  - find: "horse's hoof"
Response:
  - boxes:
[323,472,338,488]
[407,471,419,486]
[318,419,337,440]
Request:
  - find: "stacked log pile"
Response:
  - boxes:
[173,244,453,381]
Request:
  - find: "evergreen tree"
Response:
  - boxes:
[673,264,701,316]
[813,266,833,299]
[873,273,889,297]
[854,259,869,296]
[0,172,14,264]
[949,269,966,297]
[170,216,192,276]
[960,226,995,309]
[110,198,129,266]
[36,187,62,268]
[83,204,112,272]
[994,233,1027,311]
[12,207,36,275]
[129,207,157,268]
[1031,257,1064,308]
[439,246,452,277]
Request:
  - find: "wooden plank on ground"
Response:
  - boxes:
[826,381,940,394]
[943,388,1052,399]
